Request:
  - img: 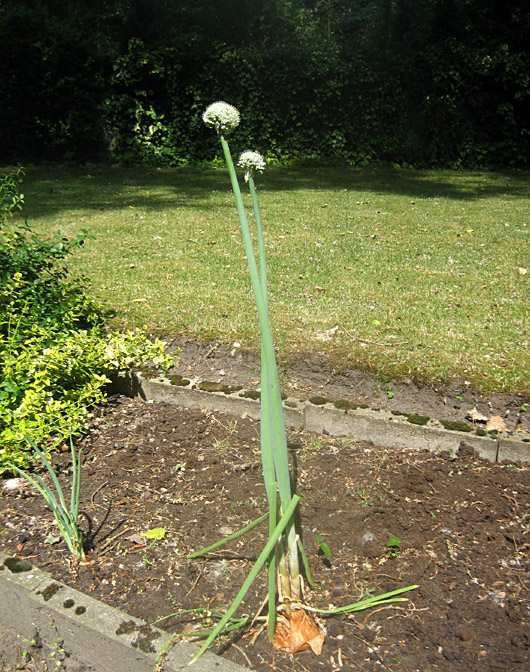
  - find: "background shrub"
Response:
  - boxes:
[1,1,528,168]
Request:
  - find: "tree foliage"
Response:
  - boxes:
[1,0,528,167]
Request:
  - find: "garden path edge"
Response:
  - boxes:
[116,371,530,464]
[0,550,249,672]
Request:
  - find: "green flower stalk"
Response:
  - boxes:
[198,120,320,652]
[222,134,302,605]
[187,102,417,661]
[237,148,303,633]
[202,103,303,610]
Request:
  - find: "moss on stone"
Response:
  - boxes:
[309,396,328,406]
[406,413,430,426]
[3,557,32,573]
[441,420,472,433]
[116,620,137,636]
[334,399,357,411]
[41,583,60,602]
[198,380,226,392]
[168,374,190,387]
[222,385,243,394]
[240,390,261,400]
[136,366,156,380]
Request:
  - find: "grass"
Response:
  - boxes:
[12,164,530,395]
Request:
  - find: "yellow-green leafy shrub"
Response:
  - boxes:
[0,169,174,472]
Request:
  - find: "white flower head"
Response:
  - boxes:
[202,101,240,135]
[238,150,266,182]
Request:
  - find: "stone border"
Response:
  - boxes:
[117,372,530,464]
[0,551,247,672]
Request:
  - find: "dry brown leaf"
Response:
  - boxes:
[485,415,508,433]
[273,608,325,655]
[518,267,528,275]
[466,407,489,423]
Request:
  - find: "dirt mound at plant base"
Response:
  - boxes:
[1,397,529,672]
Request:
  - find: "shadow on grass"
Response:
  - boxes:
[260,165,530,201]
[12,164,530,221]
[19,165,233,220]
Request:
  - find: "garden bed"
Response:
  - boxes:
[1,395,529,671]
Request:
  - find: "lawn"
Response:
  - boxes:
[15,164,530,395]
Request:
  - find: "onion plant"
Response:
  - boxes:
[8,437,85,562]
[186,102,417,662]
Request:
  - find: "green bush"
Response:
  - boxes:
[0,169,174,473]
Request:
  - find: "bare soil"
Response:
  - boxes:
[1,391,529,672]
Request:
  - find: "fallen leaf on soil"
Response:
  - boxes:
[126,534,146,546]
[273,608,325,655]
[466,407,489,423]
[140,527,167,540]
[485,415,508,433]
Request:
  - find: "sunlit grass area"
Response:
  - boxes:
[15,165,530,394]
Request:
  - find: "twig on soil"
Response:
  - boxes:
[291,657,312,672]
[361,605,409,625]
[517,574,530,592]
[340,653,366,672]
[204,342,220,359]
[98,526,130,554]
[248,592,269,632]
[90,480,108,508]
[185,568,203,596]
[231,643,252,667]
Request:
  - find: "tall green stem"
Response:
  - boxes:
[220,135,301,601]
[250,173,295,605]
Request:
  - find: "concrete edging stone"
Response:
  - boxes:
[118,371,530,464]
[0,551,248,672]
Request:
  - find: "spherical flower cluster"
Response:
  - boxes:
[238,150,266,182]
[202,101,240,134]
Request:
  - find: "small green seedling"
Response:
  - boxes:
[385,536,403,557]
[8,437,85,561]
[315,534,332,564]
[21,636,38,660]
[307,437,324,452]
